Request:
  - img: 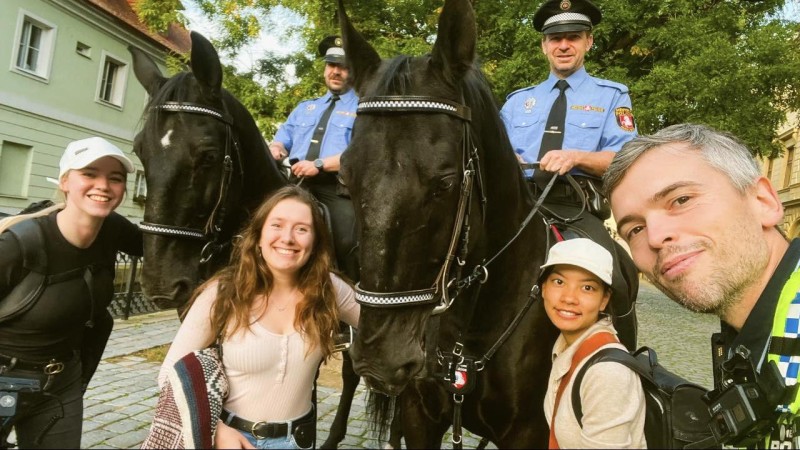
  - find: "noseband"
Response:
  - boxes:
[138,101,242,264]
[353,95,486,314]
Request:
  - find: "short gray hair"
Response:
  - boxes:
[603,123,761,198]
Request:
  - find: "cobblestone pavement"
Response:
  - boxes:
[53,281,716,448]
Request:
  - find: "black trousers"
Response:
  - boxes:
[305,182,359,280]
[6,358,83,449]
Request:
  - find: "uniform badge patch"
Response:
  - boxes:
[560,0,571,10]
[306,104,316,111]
[615,107,635,132]
[524,97,536,111]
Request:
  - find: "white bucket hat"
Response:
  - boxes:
[58,137,135,179]
[540,238,613,285]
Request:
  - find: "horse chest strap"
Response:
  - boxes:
[442,354,478,395]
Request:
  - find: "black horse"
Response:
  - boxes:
[338,0,637,447]
[128,32,360,449]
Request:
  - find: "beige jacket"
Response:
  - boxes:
[544,318,648,448]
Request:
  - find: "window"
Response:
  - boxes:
[96,52,128,107]
[133,170,147,204]
[785,145,795,188]
[11,11,57,80]
[0,141,33,197]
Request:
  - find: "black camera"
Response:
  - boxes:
[0,376,41,417]
[703,345,786,447]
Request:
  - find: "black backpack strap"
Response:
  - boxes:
[571,347,656,426]
[7,218,48,273]
[0,219,48,324]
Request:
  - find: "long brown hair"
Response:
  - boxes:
[186,186,340,358]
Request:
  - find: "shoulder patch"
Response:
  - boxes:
[615,107,636,132]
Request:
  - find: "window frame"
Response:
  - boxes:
[95,51,129,109]
[10,10,57,82]
[0,140,34,199]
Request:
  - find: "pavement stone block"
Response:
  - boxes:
[81,428,117,448]
[102,430,148,450]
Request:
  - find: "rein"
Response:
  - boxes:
[137,101,243,265]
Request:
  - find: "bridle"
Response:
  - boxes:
[353,95,487,314]
[352,96,570,315]
[137,101,243,264]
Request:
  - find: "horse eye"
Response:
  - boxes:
[198,150,218,167]
[432,175,456,198]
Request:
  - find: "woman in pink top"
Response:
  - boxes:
[159,186,360,449]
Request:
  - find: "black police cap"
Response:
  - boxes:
[318,35,345,65]
[533,0,602,35]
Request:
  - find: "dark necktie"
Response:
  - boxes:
[534,80,569,187]
[306,94,340,161]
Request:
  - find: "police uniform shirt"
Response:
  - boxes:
[500,67,636,178]
[273,89,358,160]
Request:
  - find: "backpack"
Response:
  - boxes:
[0,218,92,324]
[572,346,717,449]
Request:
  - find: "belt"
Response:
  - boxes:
[220,408,314,440]
[0,353,68,375]
[527,179,580,200]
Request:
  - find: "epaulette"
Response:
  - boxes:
[594,78,630,94]
[505,85,539,101]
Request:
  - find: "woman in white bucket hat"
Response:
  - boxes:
[540,238,646,448]
[0,136,142,448]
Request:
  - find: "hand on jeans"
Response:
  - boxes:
[215,421,255,449]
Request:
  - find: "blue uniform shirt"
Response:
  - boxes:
[500,67,636,178]
[273,89,359,161]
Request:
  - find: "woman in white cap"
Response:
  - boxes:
[0,136,142,448]
[540,238,646,448]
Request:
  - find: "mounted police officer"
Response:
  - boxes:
[500,0,639,349]
[268,36,358,277]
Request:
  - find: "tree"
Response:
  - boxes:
[137,0,800,156]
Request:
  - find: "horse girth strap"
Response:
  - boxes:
[358,96,471,122]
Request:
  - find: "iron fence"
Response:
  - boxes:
[108,252,160,319]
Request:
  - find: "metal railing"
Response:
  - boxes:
[108,252,160,319]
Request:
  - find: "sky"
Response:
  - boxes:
[182,3,303,85]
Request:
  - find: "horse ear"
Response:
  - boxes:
[128,45,166,96]
[337,0,381,94]
[431,0,476,79]
[189,31,223,98]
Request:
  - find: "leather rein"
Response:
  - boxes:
[137,101,243,265]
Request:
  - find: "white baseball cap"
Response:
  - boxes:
[540,238,613,285]
[58,137,135,179]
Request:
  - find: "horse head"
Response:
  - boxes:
[129,32,285,312]
[340,0,533,395]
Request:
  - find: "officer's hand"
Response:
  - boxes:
[539,150,578,175]
[292,160,321,177]
[269,144,287,161]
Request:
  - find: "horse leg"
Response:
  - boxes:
[320,348,360,449]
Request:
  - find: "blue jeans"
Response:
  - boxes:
[239,431,311,449]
